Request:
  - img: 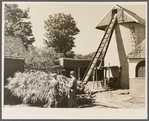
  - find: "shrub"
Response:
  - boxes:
[25,46,63,72]
[5,70,70,107]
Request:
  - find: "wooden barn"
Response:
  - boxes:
[4,35,26,104]
[4,35,26,84]
[96,5,146,89]
[59,57,104,81]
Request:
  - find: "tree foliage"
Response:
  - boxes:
[44,13,80,57]
[65,51,75,58]
[4,4,35,49]
[74,54,84,59]
[74,52,95,59]
[25,46,63,71]
[82,52,95,59]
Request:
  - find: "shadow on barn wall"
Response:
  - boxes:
[4,58,24,105]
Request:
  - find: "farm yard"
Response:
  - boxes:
[3,2,147,119]
[4,81,146,109]
[4,90,146,109]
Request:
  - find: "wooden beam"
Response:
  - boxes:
[92,68,95,89]
[78,68,80,80]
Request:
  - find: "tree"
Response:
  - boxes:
[44,13,80,57]
[4,4,35,49]
[83,52,95,59]
[65,51,75,58]
[25,45,63,71]
[74,52,96,59]
[74,54,84,59]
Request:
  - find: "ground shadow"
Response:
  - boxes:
[4,88,22,105]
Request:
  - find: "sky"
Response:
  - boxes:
[3,2,147,55]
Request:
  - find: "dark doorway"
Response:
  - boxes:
[136,60,145,77]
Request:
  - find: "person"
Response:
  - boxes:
[68,71,77,108]
[50,73,59,108]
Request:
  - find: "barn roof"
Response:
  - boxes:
[4,35,26,60]
[59,57,102,68]
[96,4,145,30]
[126,39,146,59]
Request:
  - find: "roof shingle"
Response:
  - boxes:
[4,35,26,60]
[126,39,146,59]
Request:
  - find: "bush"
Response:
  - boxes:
[25,46,63,72]
[5,70,70,107]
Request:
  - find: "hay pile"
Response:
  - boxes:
[5,70,91,107]
[5,70,70,107]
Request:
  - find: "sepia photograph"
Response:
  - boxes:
[2,1,148,119]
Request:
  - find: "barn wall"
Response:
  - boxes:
[4,58,25,85]
[117,23,145,53]
[104,22,145,88]
[59,58,104,81]
[4,58,25,104]
[110,67,121,88]
[129,59,146,97]
[128,58,145,78]
[62,67,103,81]
[135,24,145,46]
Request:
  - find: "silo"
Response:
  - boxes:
[96,5,145,88]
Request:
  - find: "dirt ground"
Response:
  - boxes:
[77,89,145,109]
[4,82,146,109]
[80,81,146,109]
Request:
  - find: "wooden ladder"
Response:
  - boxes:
[82,13,117,85]
[129,25,137,51]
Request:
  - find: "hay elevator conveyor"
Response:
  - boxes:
[82,13,118,85]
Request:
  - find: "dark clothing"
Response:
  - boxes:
[50,78,59,108]
[69,77,77,92]
[68,76,77,108]
[51,78,59,95]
